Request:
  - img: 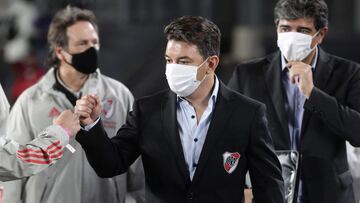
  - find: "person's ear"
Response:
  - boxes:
[55,46,65,61]
[317,26,328,44]
[206,55,219,74]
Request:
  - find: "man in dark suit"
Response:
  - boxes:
[74,16,285,202]
[228,0,360,202]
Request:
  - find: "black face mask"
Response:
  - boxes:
[65,47,98,74]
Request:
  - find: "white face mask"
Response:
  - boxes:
[0,84,10,136]
[277,31,319,61]
[165,58,208,97]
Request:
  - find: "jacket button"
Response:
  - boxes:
[187,192,194,200]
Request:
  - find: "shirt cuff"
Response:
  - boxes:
[83,117,101,131]
[58,125,72,137]
[44,125,70,146]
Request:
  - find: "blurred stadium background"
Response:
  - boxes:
[0,0,359,101]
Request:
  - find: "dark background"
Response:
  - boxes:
[0,0,359,100]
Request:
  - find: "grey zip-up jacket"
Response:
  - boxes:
[2,68,145,203]
[0,125,69,181]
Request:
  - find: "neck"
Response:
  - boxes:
[186,74,215,107]
[58,63,89,92]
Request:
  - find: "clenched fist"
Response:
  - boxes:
[287,61,314,98]
[53,110,80,137]
[75,95,102,126]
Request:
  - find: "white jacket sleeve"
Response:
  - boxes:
[347,142,360,203]
[0,125,69,181]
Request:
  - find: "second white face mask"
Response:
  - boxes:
[165,59,208,97]
[277,31,318,61]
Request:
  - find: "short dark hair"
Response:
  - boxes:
[47,5,98,68]
[164,16,221,59]
[274,0,328,30]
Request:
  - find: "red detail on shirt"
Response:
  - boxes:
[48,107,61,117]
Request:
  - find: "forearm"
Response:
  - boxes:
[76,99,142,178]
[0,125,69,181]
[76,120,130,178]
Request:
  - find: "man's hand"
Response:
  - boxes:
[53,110,80,137]
[75,95,102,126]
[287,61,314,98]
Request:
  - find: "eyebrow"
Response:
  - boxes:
[279,25,291,29]
[279,25,313,32]
[74,36,99,41]
[298,26,313,32]
[164,55,192,60]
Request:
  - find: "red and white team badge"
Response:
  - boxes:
[48,107,60,117]
[223,152,241,174]
[102,99,114,118]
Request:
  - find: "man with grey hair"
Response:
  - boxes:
[2,5,144,203]
[229,0,360,202]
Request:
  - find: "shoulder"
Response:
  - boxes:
[319,51,360,84]
[14,75,50,104]
[233,52,277,73]
[221,84,265,113]
[230,52,279,85]
[326,53,360,72]
[136,89,170,106]
[219,84,267,132]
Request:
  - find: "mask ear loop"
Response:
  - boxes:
[196,57,210,82]
[310,29,322,49]
[198,57,209,68]
[312,29,321,38]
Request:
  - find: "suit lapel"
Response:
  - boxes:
[301,48,332,134]
[161,91,191,185]
[263,52,291,145]
[192,82,235,184]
